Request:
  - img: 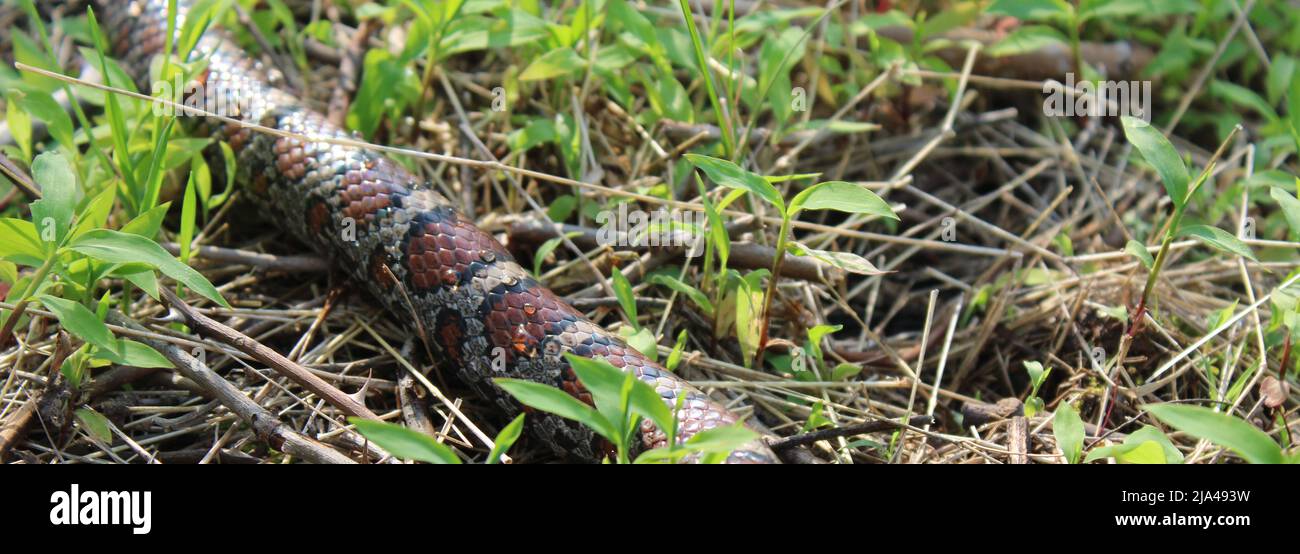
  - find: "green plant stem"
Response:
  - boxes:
[677,0,735,159]
[1128,229,1173,336]
[0,255,56,348]
[1068,14,1083,76]
[755,215,792,368]
[411,46,441,142]
[1127,125,1241,337]
[727,0,735,109]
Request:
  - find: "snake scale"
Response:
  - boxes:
[74,0,778,463]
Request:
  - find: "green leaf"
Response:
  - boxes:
[546,195,577,222]
[12,90,74,151]
[620,326,659,361]
[531,231,581,277]
[487,413,525,464]
[508,118,559,152]
[5,92,32,160]
[1145,403,1283,464]
[563,352,665,436]
[987,0,1071,21]
[139,117,177,212]
[732,271,764,364]
[831,362,862,381]
[1084,424,1183,464]
[39,295,117,353]
[74,408,114,443]
[1051,230,1074,256]
[495,378,617,441]
[563,353,626,418]
[793,120,879,134]
[39,295,171,368]
[104,339,172,369]
[787,241,885,275]
[649,274,714,316]
[757,26,807,125]
[0,261,16,285]
[179,161,200,263]
[700,182,729,268]
[0,218,47,266]
[805,323,841,365]
[802,400,831,432]
[611,266,638,326]
[625,372,675,441]
[1125,239,1155,269]
[988,25,1068,57]
[1176,224,1256,261]
[685,154,784,211]
[1024,360,1051,392]
[70,187,116,243]
[120,203,172,240]
[348,418,462,464]
[610,0,661,58]
[1025,397,1045,418]
[1119,441,1167,463]
[1121,116,1190,208]
[30,151,77,248]
[684,423,760,464]
[86,9,141,199]
[60,346,87,389]
[520,47,586,81]
[67,229,230,307]
[1290,67,1300,142]
[1084,442,1144,465]
[1053,402,1085,464]
[1080,0,1198,20]
[666,329,688,371]
[1210,80,1277,122]
[1271,187,1300,240]
[176,0,225,60]
[788,181,897,220]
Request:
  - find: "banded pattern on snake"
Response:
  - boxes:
[79,0,778,463]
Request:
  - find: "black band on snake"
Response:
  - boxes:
[78,0,778,463]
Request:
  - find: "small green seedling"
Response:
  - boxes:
[1121,117,1251,338]
[684,154,897,367]
[1022,360,1051,417]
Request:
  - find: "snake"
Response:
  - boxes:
[69,0,779,463]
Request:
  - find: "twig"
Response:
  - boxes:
[767,415,935,451]
[158,287,380,421]
[1007,416,1028,465]
[106,311,356,464]
[0,152,41,200]
[162,243,330,272]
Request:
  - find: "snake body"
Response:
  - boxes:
[86,0,777,463]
